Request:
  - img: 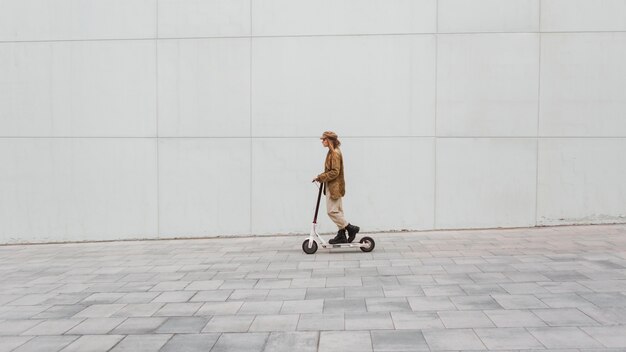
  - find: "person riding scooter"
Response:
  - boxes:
[312,131,360,244]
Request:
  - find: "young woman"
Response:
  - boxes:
[313,131,360,244]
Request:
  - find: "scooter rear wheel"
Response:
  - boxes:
[302,239,318,254]
[359,236,375,252]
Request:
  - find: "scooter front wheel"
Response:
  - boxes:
[359,236,375,252]
[302,239,318,254]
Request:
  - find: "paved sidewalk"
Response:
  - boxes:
[1,224,626,352]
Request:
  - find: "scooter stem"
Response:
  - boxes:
[313,182,323,224]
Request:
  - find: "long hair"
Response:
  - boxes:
[324,132,341,152]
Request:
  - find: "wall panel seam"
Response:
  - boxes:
[2,30,626,44]
[433,0,439,229]
[156,0,160,237]
[249,0,253,235]
[535,7,543,227]
[2,136,626,139]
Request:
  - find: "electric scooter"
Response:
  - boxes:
[302,181,375,254]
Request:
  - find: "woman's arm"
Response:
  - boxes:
[316,152,341,182]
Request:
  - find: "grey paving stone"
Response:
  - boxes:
[319,331,372,352]
[377,266,413,276]
[290,278,326,288]
[239,301,283,315]
[396,275,435,285]
[433,274,475,285]
[266,288,307,301]
[342,287,384,299]
[579,306,626,325]
[73,304,125,318]
[8,294,55,306]
[0,320,42,336]
[202,315,255,333]
[323,298,366,313]
[407,296,456,311]
[361,276,401,287]
[532,308,600,326]
[410,266,447,275]
[109,334,171,352]
[189,290,233,302]
[580,292,626,307]
[210,332,268,352]
[505,272,551,282]
[528,327,604,349]
[41,293,91,306]
[150,281,190,291]
[390,312,444,329]
[59,335,123,352]
[421,285,465,297]
[500,282,551,295]
[422,328,486,350]
[262,331,318,352]
[66,317,125,335]
[228,289,269,301]
[246,271,279,280]
[444,264,482,274]
[154,302,203,316]
[474,327,544,350]
[81,293,126,304]
[371,330,429,351]
[253,279,291,289]
[111,317,166,334]
[155,317,210,334]
[195,301,242,315]
[543,271,591,282]
[0,336,32,352]
[451,295,503,310]
[345,312,393,330]
[249,314,299,332]
[0,295,20,306]
[151,291,195,303]
[0,305,50,320]
[305,288,345,300]
[366,297,412,312]
[469,272,511,284]
[116,282,154,293]
[159,333,220,352]
[459,284,508,295]
[21,318,83,335]
[382,286,425,298]
[220,280,258,289]
[185,280,224,291]
[12,336,77,352]
[483,309,546,328]
[438,310,495,328]
[491,294,548,309]
[582,326,626,348]
[32,305,87,319]
[536,293,597,308]
[280,299,323,314]
[539,281,592,293]
[297,313,344,331]
[112,303,163,317]
[278,270,311,279]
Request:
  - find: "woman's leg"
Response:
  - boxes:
[326,191,348,243]
[326,192,348,229]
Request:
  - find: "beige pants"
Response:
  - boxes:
[326,185,348,229]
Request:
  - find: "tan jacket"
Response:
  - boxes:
[317,148,346,199]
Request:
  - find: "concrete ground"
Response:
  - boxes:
[1,224,626,352]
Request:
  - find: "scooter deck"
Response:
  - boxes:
[320,242,366,249]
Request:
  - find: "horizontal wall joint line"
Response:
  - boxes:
[1,30,626,44]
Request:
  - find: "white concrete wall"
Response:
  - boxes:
[1,0,625,243]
